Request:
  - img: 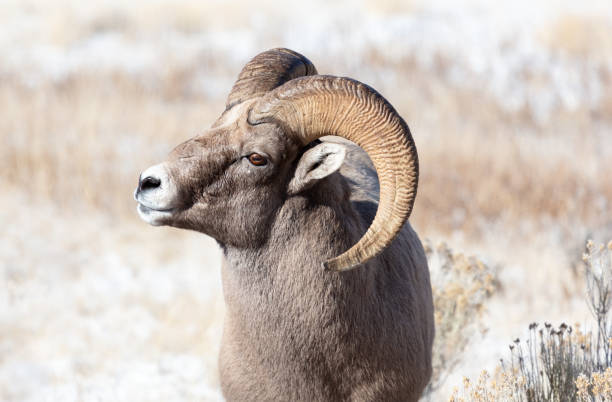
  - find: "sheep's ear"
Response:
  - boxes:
[288,142,346,195]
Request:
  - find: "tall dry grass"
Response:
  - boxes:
[1,61,611,242]
[2,2,611,245]
[0,76,219,216]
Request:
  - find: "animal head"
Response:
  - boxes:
[134,48,419,271]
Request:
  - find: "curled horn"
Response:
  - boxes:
[249,75,419,272]
[225,48,318,111]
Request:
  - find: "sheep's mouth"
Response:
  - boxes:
[138,203,175,213]
[136,203,176,226]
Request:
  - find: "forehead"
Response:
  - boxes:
[214,100,254,129]
[174,100,296,160]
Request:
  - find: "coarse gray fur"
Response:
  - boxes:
[217,137,434,401]
[136,98,434,402]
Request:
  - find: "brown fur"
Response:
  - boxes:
[138,92,434,402]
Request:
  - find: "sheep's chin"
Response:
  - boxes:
[136,203,174,226]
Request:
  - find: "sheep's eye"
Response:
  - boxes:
[248,153,267,166]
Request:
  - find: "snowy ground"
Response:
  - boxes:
[1,189,225,401]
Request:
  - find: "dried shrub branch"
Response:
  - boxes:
[422,241,497,397]
[452,240,612,402]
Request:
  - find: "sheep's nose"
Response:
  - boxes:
[134,164,176,206]
[138,175,161,192]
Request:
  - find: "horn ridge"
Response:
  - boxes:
[225,48,318,111]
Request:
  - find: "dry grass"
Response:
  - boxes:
[0,76,220,216]
[422,242,497,397]
[1,5,610,243]
[541,15,612,61]
[449,241,612,402]
[2,64,611,242]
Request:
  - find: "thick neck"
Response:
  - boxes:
[220,175,377,326]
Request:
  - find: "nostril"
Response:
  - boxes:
[139,176,162,192]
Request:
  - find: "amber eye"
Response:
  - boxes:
[248,153,268,166]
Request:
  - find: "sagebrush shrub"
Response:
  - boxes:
[451,240,612,402]
[422,241,497,397]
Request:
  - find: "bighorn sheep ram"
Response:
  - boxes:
[135,48,434,401]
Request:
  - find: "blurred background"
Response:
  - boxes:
[1,0,611,400]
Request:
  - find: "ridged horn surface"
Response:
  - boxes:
[249,75,419,272]
[225,48,318,111]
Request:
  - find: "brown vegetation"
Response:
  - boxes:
[450,241,612,401]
